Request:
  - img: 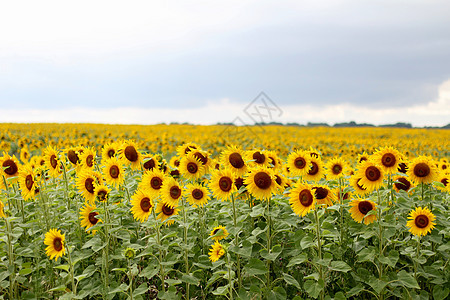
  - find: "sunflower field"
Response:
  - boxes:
[0,123,449,300]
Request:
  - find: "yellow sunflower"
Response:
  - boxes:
[130,189,154,223]
[43,146,62,178]
[209,168,237,201]
[179,153,206,181]
[274,173,288,192]
[209,241,225,262]
[286,149,310,177]
[372,146,402,174]
[289,182,316,217]
[393,176,414,193]
[20,147,30,163]
[304,156,324,181]
[80,202,101,234]
[1,152,20,182]
[220,145,248,177]
[65,147,81,168]
[176,142,200,158]
[139,169,166,197]
[103,157,125,187]
[406,156,439,185]
[312,184,335,207]
[160,177,183,208]
[406,207,436,236]
[325,157,348,180]
[266,150,282,170]
[436,173,449,192]
[190,149,213,173]
[76,170,98,203]
[142,154,160,172]
[101,142,120,164]
[357,152,370,164]
[169,156,181,169]
[94,184,111,202]
[349,198,377,225]
[350,175,370,196]
[210,225,229,241]
[44,228,66,261]
[356,161,384,192]
[120,140,142,170]
[79,147,96,169]
[18,164,38,200]
[185,183,210,207]
[155,199,180,226]
[244,167,278,200]
[245,150,270,168]
[334,188,351,204]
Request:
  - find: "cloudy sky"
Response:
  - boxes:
[1,0,449,126]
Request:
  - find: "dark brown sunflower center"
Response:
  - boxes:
[275,175,282,185]
[414,163,430,178]
[192,188,204,200]
[170,170,180,178]
[234,177,245,190]
[85,178,95,193]
[50,155,58,169]
[229,153,244,169]
[442,164,447,170]
[441,178,448,187]
[124,146,138,162]
[394,177,411,191]
[359,156,368,163]
[151,177,163,189]
[294,157,306,169]
[169,186,181,199]
[299,190,313,207]
[108,149,115,158]
[109,165,119,178]
[25,174,34,190]
[184,145,196,154]
[356,178,367,191]
[187,162,198,174]
[212,228,219,235]
[53,238,63,251]
[67,150,79,164]
[308,162,319,175]
[143,159,156,170]
[415,215,429,228]
[193,152,208,165]
[398,162,407,173]
[162,204,174,215]
[254,172,272,189]
[86,155,94,167]
[365,166,381,181]
[332,164,342,175]
[313,187,328,200]
[140,197,152,212]
[310,152,319,158]
[219,176,232,192]
[358,201,373,215]
[97,190,107,201]
[174,159,180,167]
[381,153,396,167]
[253,152,266,164]
[88,212,99,225]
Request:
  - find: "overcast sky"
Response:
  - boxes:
[1,0,449,126]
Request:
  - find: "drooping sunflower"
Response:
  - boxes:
[103,157,125,187]
[209,168,237,201]
[185,183,210,207]
[393,176,414,193]
[286,150,310,177]
[139,169,166,197]
[312,184,335,207]
[44,229,66,261]
[304,156,324,181]
[289,182,316,217]
[43,146,62,178]
[76,170,98,203]
[209,241,225,262]
[406,207,436,236]
[80,202,101,234]
[130,189,154,223]
[220,145,248,177]
[372,146,402,174]
[349,198,377,225]
[406,156,439,185]
[1,152,20,182]
[120,140,142,170]
[350,175,370,196]
[94,184,111,202]
[155,199,180,226]
[18,164,38,200]
[325,157,348,180]
[179,153,205,181]
[65,147,81,168]
[160,177,183,208]
[176,142,200,158]
[246,150,270,168]
[210,225,229,241]
[356,161,384,192]
[244,167,278,200]
[79,147,96,169]
[142,154,160,172]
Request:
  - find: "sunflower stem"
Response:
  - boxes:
[153,209,165,292]
[414,236,421,280]
[128,258,134,300]
[66,245,76,296]
[102,200,110,297]
[226,251,233,300]
[377,188,384,300]
[338,177,345,246]
[231,193,242,290]
[5,217,15,300]
[313,208,324,300]
[266,198,272,289]
[61,162,71,210]
[181,196,190,299]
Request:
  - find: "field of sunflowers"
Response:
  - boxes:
[0,123,449,300]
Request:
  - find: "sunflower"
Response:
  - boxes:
[155,199,179,226]
[43,146,62,178]
[436,173,449,192]
[209,168,237,201]
[179,153,205,181]
[94,184,111,202]
[185,183,210,207]
[266,150,282,170]
[18,164,38,200]
[20,147,30,163]
[246,150,270,168]
[274,173,288,192]
[209,241,225,262]
[357,152,370,164]
[304,156,324,181]
[169,156,181,169]
[334,188,351,203]
[210,225,229,241]
[289,183,316,217]
[103,157,125,187]
[80,202,101,234]
[139,169,166,197]
[130,189,154,223]
[312,184,335,207]
[120,140,142,170]
[393,176,414,193]
[79,147,96,169]
[0,200,5,218]
[244,167,277,200]
[191,149,213,172]
[350,175,369,196]
[406,207,436,236]
[406,156,439,185]
[176,142,200,157]
[1,152,20,182]
[220,145,248,177]
[349,198,377,225]
[76,170,99,203]
[44,229,66,261]
[101,142,120,164]
[286,150,310,177]
[356,161,384,192]
[65,147,81,168]
[142,154,160,172]
[372,146,402,174]
[160,177,183,208]
[397,161,408,174]
[325,157,348,180]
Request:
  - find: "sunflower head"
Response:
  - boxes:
[179,153,206,180]
[372,146,402,174]
[393,176,414,193]
[142,154,160,172]
[130,189,154,223]
[209,168,237,201]
[407,156,439,185]
[44,229,66,261]
[80,202,101,234]
[325,157,347,180]
[44,146,62,178]
[406,207,436,236]
[18,163,38,201]
[289,183,316,217]
[210,225,229,242]
[103,157,125,187]
[101,142,120,164]
[220,145,247,176]
[349,198,377,225]
[185,183,210,207]
[356,161,384,192]
[140,169,166,197]
[176,142,200,158]
[244,167,277,200]
[287,150,310,177]
[304,156,324,181]
[156,199,179,226]
[160,177,183,208]
[94,184,111,203]
[120,140,142,170]
[312,184,335,207]
[76,170,99,203]
[246,150,269,168]
[209,241,225,262]
[1,152,20,181]
[79,147,96,169]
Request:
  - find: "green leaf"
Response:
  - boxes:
[329,261,351,272]
[357,247,376,263]
[397,270,419,289]
[133,283,148,297]
[212,286,228,295]
[287,253,308,267]
[49,285,67,292]
[300,235,315,250]
[268,286,287,300]
[181,274,200,285]
[165,279,182,286]
[433,285,449,300]
[347,284,364,297]
[111,268,127,273]
[334,291,346,300]
[260,245,282,261]
[378,250,399,268]
[140,265,159,279]
[250,205,265,217]
[19,268,32,276]
[304,279,324,299]
[244,258,267,276]
[368,277,388,294]
[108,283,128,295]
[283,273,301,289]
[54,265,70,272]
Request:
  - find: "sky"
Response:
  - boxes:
[0,0,449,126]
